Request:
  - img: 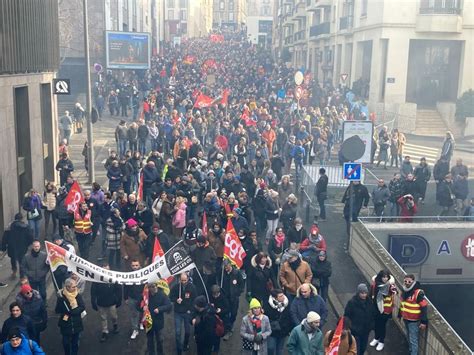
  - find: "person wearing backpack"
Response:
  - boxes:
[192,296,217,355]
[0,328,44,355]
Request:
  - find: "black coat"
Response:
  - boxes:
[286,226,307,244]
[20,250,49,283]
[311,259,332,287]
[344,295,374,336]
[169,282,197,314]
[55,292,86,336]
[248,260,276,302]
[262,297,293,338]
[193,306,216,345]
[437,180,454,207]
[147,289,172,330]
[90,283,122,308]
[1,221,33,257]
[221,268,244,300]
[0,314,36,343]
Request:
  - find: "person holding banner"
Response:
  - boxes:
[144,282,172,355]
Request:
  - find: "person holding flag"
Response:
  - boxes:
[323,317,357,355]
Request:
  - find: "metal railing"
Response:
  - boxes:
[309,22,330,37]
[358,215,472,223]
[419,6,462,14]
[339,16,353,30]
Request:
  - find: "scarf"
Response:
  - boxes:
[268,295,288,313]
[289,257,301,271]
[302,319,315,335]
[376,282,391,314]
[403,282,416,293]
[250,315,262,335]
[274,233,285,248]
[62,288,78,309]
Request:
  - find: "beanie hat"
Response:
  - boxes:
[286,249,300,259]
[249,298,262,309]
[306,311,321,323]
[14,213,23,221]
[310,225,319,235]
[194,295,207,308]
[52,233,62,242]
[357,283,369,294]
[7,327,22,340]
[20,284,33,295]
[126,218,138,227]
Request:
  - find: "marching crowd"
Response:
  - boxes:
[0,29,468,355]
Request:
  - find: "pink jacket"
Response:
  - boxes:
[172,202,187,228]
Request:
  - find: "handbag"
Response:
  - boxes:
[242,338,254,351]
[27,208,40,220]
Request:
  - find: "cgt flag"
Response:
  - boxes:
[221,89,230,106]
[194,92,214,109]
[223,219,246,269]
[64,181,84,213]
[326,317,344,355]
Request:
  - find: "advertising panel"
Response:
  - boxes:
[106,31,150,70]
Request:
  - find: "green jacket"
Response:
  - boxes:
[287,323,324,355]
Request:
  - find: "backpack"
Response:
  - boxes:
[214,314,225,337]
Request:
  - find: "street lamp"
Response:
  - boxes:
[83,0,95,183]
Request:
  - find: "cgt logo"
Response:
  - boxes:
[389,235,430,267]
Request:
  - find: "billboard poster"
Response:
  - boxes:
[106,31,150,70]
[342,121,374,163]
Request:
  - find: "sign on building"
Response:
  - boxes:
[342,121,374,163]
[53,79,71,95]
[105,31,151,70]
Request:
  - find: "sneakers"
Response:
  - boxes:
[139,323,144,331]
[112,324,119,334]
[0,282,8,288]
[370,339,379,347]
[130,330,139,340]
[100,332,108,342]
[376,342,385,351]
[223,330,233,341]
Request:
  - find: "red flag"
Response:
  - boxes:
[223,219,246,269]
[202,213,208,236]
[210,34,224,43]
[171,60,178,76]
[241,108,257,127]
[201,58,217,73]
[137,171,144,201]
[326,317,344,355]
[64,181,84,213]
[194,92,214,109]
[192,88,200,99]
[221,89,230,106]
[183,55,196,65]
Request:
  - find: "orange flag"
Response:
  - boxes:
[326,317,344,354]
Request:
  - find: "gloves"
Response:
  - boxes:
[254,334,263,343]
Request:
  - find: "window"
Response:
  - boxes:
[262,6,271,16]
[180,9,187,20]
[168,0,175,7]
[229,0,234,9]
[219,1,224,10]
[229,12,234,22]
[168,9,174,20]
[179,0,187,8]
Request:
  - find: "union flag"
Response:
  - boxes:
[194,92,214,109]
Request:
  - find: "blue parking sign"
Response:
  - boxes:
[343,163,362,181]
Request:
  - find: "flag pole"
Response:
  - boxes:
[194,267,210,302]
[220,262,225,288]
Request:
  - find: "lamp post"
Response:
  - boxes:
[83,0,95,183]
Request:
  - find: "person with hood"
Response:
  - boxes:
[290,283,328,326]
[204,170,220,193]
[2,213,33,280]
[240,298,272,355]
[299,225,327,258]
[287,311,324,355]
[280,194,298,232]
[1,302,36,343]
[0,327,45,355]
[221,259,245,340]
[323,317,357,355]
[399,274,428,355]
[268,227,288,275]
[191,234,217,296]
[55,278,85,355]
[279,250,313,302]
[371,179,390,218]
[192,295,217,355]
[248,252,276,304]
[120,218,148,270]
[286,218,307,249]
[344,283,374,355]
[414,158,431,203]
[20,240,48,301]
[310,251,332,302]
[170,272,197,354]
[144,282,172,355]
[15,284,47,344]
[263,288,293,355]
[369,270,397,352]
[90,263,122,342]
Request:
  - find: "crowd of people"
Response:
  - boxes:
[0,29,468,355]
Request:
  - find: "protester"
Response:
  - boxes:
[240,298,272,355]
[248,252,277,304]
[323,317,357,355]
[287,311,324,355]
[263,289,293,355]
[0,327,45,355]
[15,284,47,344]
[221,259,245,340]
[290,283,328,327]
[192,295,217,355]
[279,250,313,302]
[123,259,145,340]
[0,302,36,343]
[144,282,172,355]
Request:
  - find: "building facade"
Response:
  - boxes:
[213,0,248,30]
[247,0,274,48]
[274,0,473,133]
[0,0,60,232]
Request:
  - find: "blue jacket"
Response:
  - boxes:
[0,334,44,355]
[290,284,328,327]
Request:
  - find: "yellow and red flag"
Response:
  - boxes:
[221,89,230,106]
[223,219,246,269]
[326,317,344,355]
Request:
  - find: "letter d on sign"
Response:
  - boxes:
[388,235,429,267]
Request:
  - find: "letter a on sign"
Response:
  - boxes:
[437,240,451,255]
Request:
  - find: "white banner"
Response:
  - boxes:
[46,240,195,285]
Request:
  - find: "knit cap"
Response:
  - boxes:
[249,298,262,310]
[357,283,369,294]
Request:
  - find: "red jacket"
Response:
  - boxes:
[397,196,418,222]
[299,233,327,252]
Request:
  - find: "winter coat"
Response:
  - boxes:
[311,258,332,288]
[147,288,172,330]
[263,295,293,338]
[105,215,124,250]
[344,294,375,336]
[0,314,36,343]
[91,283,122,308]
[55,291,86,336]
[42,191,57,211]
[248,255,276,302]
[0,333,44,355]
[414,164,431,183]
[287,227,308,245]
[372,185,390,206]
[403,179,418,197]
[1,221,33,258]
[143,165,161,188]
[268,236,288,268]
[15,291,47,332]
[120,228,148,266]
[280,203,297,229]
[290,284,328,326]
[191,242,217,275]
[388,179,404,203]
[265,197,280,220]
[240,313,272,355]
[400,161,414,178]
[437,180,454,207]
[453,178,469,200]
[107,166,122,191]
[287,322,324,355]
[135,208,153,235]
[172,202,186,228]
[341,183,370,214]
[193,306,217,346]
[433,160,449,181]
[277,183,294,206]
[221,268,245,300]
[20,250,49,283]
[279,259,313,296]
[158,200,174,235]
[398,196,418,222]
[22,195,42,220]
[169,282,197,314]
[207,228,225,258]
[441,138,455,160]
[451,164,469,180]
[323,330,357,355]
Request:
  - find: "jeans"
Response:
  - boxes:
[30,279,47,301]
[151,138,159,152]
[99,305,118,333]
[44,210,57,236]
[138,138,147,156]
[374,313,391,342]
[76,233,92,260]
[129,140,138,153]
[295,160,303,180]
[108,250,121,271]
[317,196,326,219]
[118,139,127,157]
[127,298,141,331]
[62,333,80,355]
[266,219,279,241]
[174,312,191,353]
[28,219,40,239]
[353,332,369,355]
[405,320,420,355]
[267,336,286,355]
[390,201,400,218]
[63,129,72,144]
[147,326,164,355]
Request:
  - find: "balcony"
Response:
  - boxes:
[419,4,462,14]
[416,5,462,33]
[284,35,294,46]
[309,22,330,38]
[339,16,353,31]
[294,30,306,42]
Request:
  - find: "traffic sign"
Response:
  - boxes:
[294,85,303,100]
[294,71,304,85]
[53,79,71,95]
[304,72,312,86]
[343,162,362,181]
[340,73,348,82]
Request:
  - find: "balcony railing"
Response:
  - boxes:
[339,16,353,30]
[419,5,462,14]
[294,30,306,41]
[309,22,330,37]
[284,36,294,45]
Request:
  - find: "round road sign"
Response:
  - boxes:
[294,71,304,85]
[461,234,474,262]
[294,85,303,100]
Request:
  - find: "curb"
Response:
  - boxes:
[327,285,345,318]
